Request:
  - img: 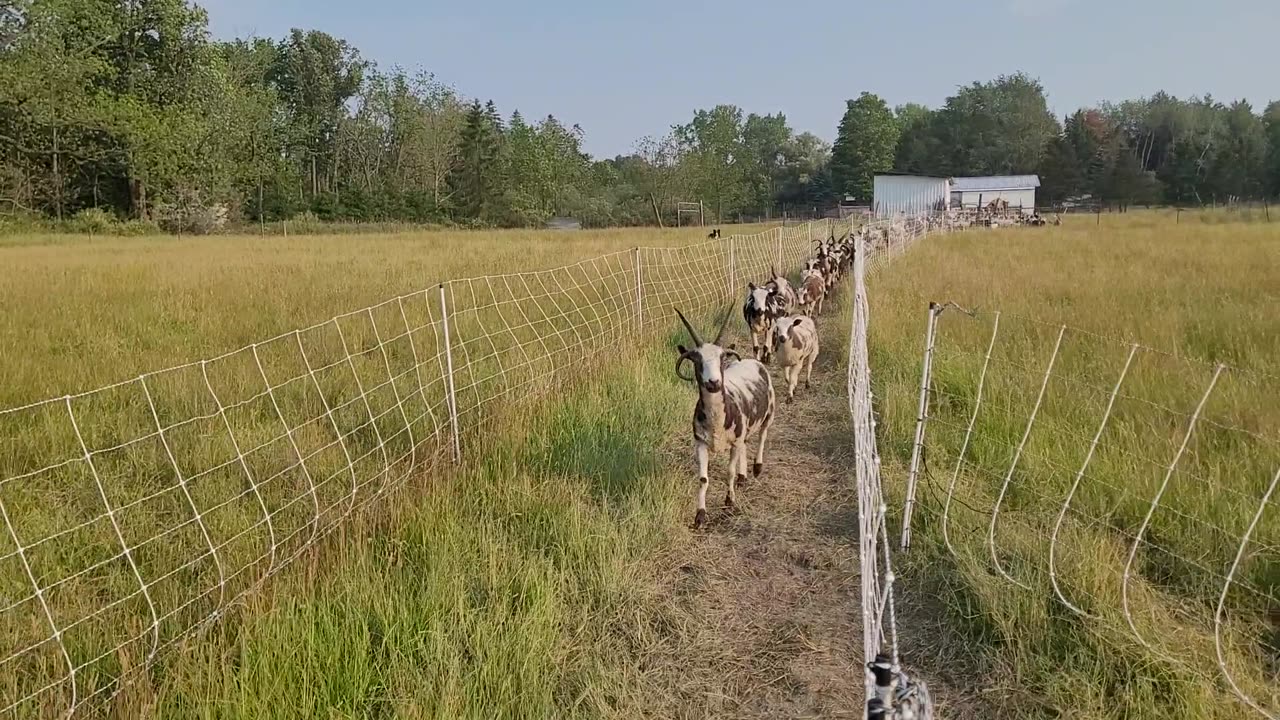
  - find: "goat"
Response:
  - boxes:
[765,265,797,313]
[770,315,819,402]
[675,308,775,529]
[797,270,826,316]
[743,282,785,362]
[707,228,721,239]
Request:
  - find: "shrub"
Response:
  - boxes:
[69,208,118,234]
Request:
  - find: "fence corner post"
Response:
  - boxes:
[438,283,462,464]
[901,301,942,551]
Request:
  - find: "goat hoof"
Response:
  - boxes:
[753,462,763,478]
[723,496,738,514]
[693,509,708,529]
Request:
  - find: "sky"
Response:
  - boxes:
[202,0,1277,159]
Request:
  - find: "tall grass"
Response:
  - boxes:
[870,216,1280,718]
[0,221,812,717]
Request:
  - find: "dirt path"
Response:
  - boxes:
[637,307,985,719]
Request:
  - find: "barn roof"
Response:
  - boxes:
[951,175,1041,191]
[874,171,950,180]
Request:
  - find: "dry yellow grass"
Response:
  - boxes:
[0,224,774,405]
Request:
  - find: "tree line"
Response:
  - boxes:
[834,75,1280,210]
[3,1,1278,231]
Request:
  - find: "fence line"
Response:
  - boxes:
[846,213,939,716]
[896,304,1280,717]
[0,220,842,716]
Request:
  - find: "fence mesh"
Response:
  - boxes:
[0,220,842,716]
[846,214,937,716]
[897,300,1279,717]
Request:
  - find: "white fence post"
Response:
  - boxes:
[438,283,462,464]
[633,247,643,331]
[727,235,736,299]
[776,227,783,271]
[901,301,942,551]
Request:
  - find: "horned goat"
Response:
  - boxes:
[770,314,819,401]
[742,282,786,362]
[675,308,775,529]
[765,265,797,313]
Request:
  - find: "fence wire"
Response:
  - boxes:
[846,214,938,716]
[899,304,1280,717]
[0,220,840,717]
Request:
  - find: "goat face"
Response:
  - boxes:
[745,283,775,315]
[675,308,738,394]
[771,316,807,350]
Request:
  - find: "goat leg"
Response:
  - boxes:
[694,441,710,529]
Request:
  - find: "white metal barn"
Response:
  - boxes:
[950,175,1040,214]
[872,174,951,218]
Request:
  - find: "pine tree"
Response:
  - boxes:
[449,100,502,220]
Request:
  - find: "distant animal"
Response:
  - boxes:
[674,308,775,529]
[707,228,721,239]
[770,315,819,402]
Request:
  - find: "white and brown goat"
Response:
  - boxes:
[797,268,826,317]
[770,315,819,401]
[675,308,775,529]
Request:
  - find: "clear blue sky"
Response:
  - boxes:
[203,0,1277,159]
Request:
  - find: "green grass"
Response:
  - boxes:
[125,345,693,720]
[870,215,1280,719]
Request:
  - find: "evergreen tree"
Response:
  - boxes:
[449,100,502,220]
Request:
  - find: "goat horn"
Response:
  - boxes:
[712,307,732,346]
[673,308,702,346]
[675,353,697,382]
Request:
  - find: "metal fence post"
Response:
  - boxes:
[633,247,643,331]
[438,283,462,464]
[901,301,943,550]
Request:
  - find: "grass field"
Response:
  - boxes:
[3,213,1277,718]
[869,215,1280,718]
[0,220,820,717]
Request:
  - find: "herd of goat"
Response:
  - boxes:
[674,229,862,528]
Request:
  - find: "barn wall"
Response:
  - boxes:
[872,176,950,218]
[956,189,1037,214]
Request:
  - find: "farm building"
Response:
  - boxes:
[872,174,951,218]
[950,175,1040,214]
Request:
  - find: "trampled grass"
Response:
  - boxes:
[0,220,818,717]
[869,214,1280,719]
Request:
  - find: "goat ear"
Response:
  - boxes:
[792,318,804,328]
[748,282,756,291]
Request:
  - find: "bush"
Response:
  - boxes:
[68,208,118,234]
